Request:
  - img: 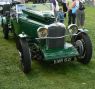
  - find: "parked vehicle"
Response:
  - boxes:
[1,3,92,73]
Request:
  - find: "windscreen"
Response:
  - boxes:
[26,3,53,11]
[16,3,54,15]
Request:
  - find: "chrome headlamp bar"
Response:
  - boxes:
[36,34,78,40]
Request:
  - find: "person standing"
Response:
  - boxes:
[61,0,67,18]
[46,0,59,17]
[57,8,65,23]
[76,0,85,28]
[66,0,76,25]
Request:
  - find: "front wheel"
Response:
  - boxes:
[72,33,92,64]
[17,38,31,73]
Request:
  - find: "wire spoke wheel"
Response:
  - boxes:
[75,39,85,58]
[72,33,92,64]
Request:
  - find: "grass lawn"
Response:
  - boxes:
[0,6,95,89]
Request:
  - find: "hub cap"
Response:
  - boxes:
[75,40,84,56]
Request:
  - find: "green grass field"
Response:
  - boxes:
[0,6,95,89]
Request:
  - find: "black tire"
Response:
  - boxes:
[3,24,9,39]
[72,33,92,64]
[18,38,31,73]
[15,35,20,50]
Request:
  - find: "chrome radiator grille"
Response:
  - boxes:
[47,25,66,49]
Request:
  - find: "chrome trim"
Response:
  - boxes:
[36,34,77,40]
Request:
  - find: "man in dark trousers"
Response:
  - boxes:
[61,0,67,18]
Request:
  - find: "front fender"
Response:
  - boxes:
[78,28,88,33]
[71,28,89,44]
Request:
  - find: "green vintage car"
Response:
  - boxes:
[1,3,92,73]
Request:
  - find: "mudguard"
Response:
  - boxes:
[78,28,88,33]
[18,32,27,38]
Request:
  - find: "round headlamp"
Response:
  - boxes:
[68,24,78,34]
[37,27,48,38]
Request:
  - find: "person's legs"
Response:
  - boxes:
[72,13,76,24]
[62,3,67,18]
[54,11,59,19]
[80,10,85,28]
[76,10,81,28]
[60,20,64,23]
[68,10,72,25]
